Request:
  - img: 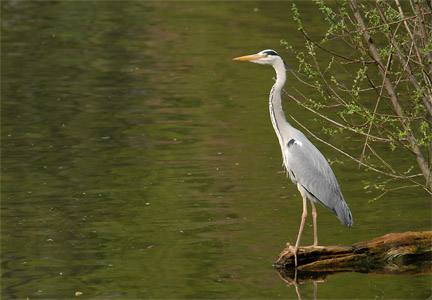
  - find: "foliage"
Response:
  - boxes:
[282,0,432,197]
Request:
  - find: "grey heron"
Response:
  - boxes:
[233,49,353,266]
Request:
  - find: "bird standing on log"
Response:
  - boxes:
[233,49,353,266]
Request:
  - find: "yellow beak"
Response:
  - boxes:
[233,54,264,61]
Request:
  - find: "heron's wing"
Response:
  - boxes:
[285,138,353,227]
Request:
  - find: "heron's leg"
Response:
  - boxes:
[293,185,308,266]
[313,281,318,300]
[293,281,302,300]
[310,200,318,246]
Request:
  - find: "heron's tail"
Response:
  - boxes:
[334,200,353,228]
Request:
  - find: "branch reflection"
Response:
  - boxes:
[275,258,431,300]
[275,267,335,300]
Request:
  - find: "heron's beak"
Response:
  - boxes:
[233,54,264,61]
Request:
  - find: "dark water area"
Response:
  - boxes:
[2,1,430,299]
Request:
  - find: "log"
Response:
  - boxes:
[274,231,432,277]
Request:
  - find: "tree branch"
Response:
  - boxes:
[284,89,393,142]
[289,115,426,183]
[377,1,432,116]
[349,0,431,190]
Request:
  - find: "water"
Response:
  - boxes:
[1,1,430,299]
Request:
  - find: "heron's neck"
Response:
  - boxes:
[269,62,290,148]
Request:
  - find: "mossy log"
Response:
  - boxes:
[274,231,432,276]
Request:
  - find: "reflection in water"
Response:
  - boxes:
[276,268,327,300]
[274,250,432,300]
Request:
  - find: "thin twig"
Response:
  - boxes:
[290,115,430,195]
[325,13,431,42]
[299,29,374,64]
[358,41,393,168]
[377,1,432,116]
[349,0,431,189]
[284,90,393,142]
[366,144,396,174]
[289,115,416,180]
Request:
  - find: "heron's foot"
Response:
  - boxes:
[285,242,295,250]
[302,245,326,249]
[279,243,295,258]
[292,246,324,266]
[280,243,299,266]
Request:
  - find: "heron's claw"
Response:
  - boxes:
[278,242,299,267]
[285,242,295,249]
[304,245,325,249]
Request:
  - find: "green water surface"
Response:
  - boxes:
[2,1,430,299]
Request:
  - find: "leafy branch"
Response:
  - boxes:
[284,0,432,195]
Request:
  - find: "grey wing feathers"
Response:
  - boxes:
[285,138,353,227]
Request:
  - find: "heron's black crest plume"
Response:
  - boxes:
[263,50,280,56]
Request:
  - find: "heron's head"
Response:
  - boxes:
[233,49,282,66]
